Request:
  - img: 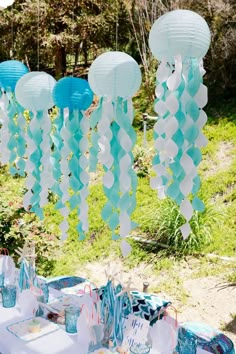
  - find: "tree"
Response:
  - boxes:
[0,0,131,78]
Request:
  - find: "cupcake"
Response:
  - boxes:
[28,319,41,333]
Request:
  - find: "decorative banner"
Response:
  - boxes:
[15,71,56,219]
[52,77,93,240]
[88,51,141,244]
[149,10,211,239]
[0,60,29,175]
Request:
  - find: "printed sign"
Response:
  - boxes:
[122,314,150,348]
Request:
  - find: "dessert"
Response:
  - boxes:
[28,319,41,333]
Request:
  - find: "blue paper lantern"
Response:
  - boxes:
[53,76,93,110]
[149,10,211,60]
[149,10,211,239]
[88,51,141,245]
[51,77,93,241]
[0,60,28,92]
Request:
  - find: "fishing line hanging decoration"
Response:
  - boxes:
[0,60,29,176]
[15,71,56,219]
[149,10,211,239]
[88,52,141,247]
[52,77,93,240]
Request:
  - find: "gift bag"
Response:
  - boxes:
[149,305,178,354]
[18,289,39,317]
[0,248,16,285]
[77,303,103,354]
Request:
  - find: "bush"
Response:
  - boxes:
[138,198,221,255]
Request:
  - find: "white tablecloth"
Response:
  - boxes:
[0,288,81,354]
[0,288,211,354]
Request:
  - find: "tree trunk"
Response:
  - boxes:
[55,46,67,79]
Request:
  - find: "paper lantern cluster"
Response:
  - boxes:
[0,9,211,245]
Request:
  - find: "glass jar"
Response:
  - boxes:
[65,306,80,334]
[130,344,151,354]
[2,285,16,308]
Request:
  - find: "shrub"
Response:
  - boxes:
[138,198,222,255]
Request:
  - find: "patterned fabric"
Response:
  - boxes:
[99,288,171,325]
[46,276,87,291]
[131,291,171,325]
[178,322,235,354]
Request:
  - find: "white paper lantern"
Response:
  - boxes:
[149,10,211,60]
[88,51,142,97]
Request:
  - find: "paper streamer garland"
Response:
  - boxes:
[52,77,93,240]
[15,72,56,219]
[88,51,141,245]
[0,60,29,175]
[149,10,211,239]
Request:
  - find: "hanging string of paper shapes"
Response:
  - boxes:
[52,77,93,240]
[15,71,56,219]
[0,60,29,176]
[88,51,141,246]
[149,10,211,239]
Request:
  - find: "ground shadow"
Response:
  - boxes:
[224,315,236,335]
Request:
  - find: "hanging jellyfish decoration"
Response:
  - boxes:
[52,77,93,240]
[88,52,141,250]
[0,60,29,175]
[15,72,56,219]
[149,10,211,239]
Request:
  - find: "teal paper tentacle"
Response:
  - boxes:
[15,102,27,176]
[89,97,103,172]
[57,108,71,239]
[0,92,11,164]
[28,110,44,219]
[7,96,18,175]
[39,110,53,208]
[116,98,138,237]
[67,110,83,237]
[51,108,64,202]
[103,120,121,240]
[78,111,90,240]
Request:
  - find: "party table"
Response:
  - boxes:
[0,300,79,354]
[0,285,225,354]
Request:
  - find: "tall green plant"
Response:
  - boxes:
[139,198,221,254]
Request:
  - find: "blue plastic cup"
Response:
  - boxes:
[40,283,49,303]
[130,344,151,354]
[0,274,4,288]
[2,285,16,308]
[176,328,197,354]
[65,306,80,334]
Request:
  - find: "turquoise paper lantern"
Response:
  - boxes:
[88,51,141,97]
[0,60,28,92]
[149,10,211,60]
[15,71,56,111]
[53,77,93,110]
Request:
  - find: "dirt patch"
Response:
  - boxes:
[204,141,235,178]
[76,257,236,345]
